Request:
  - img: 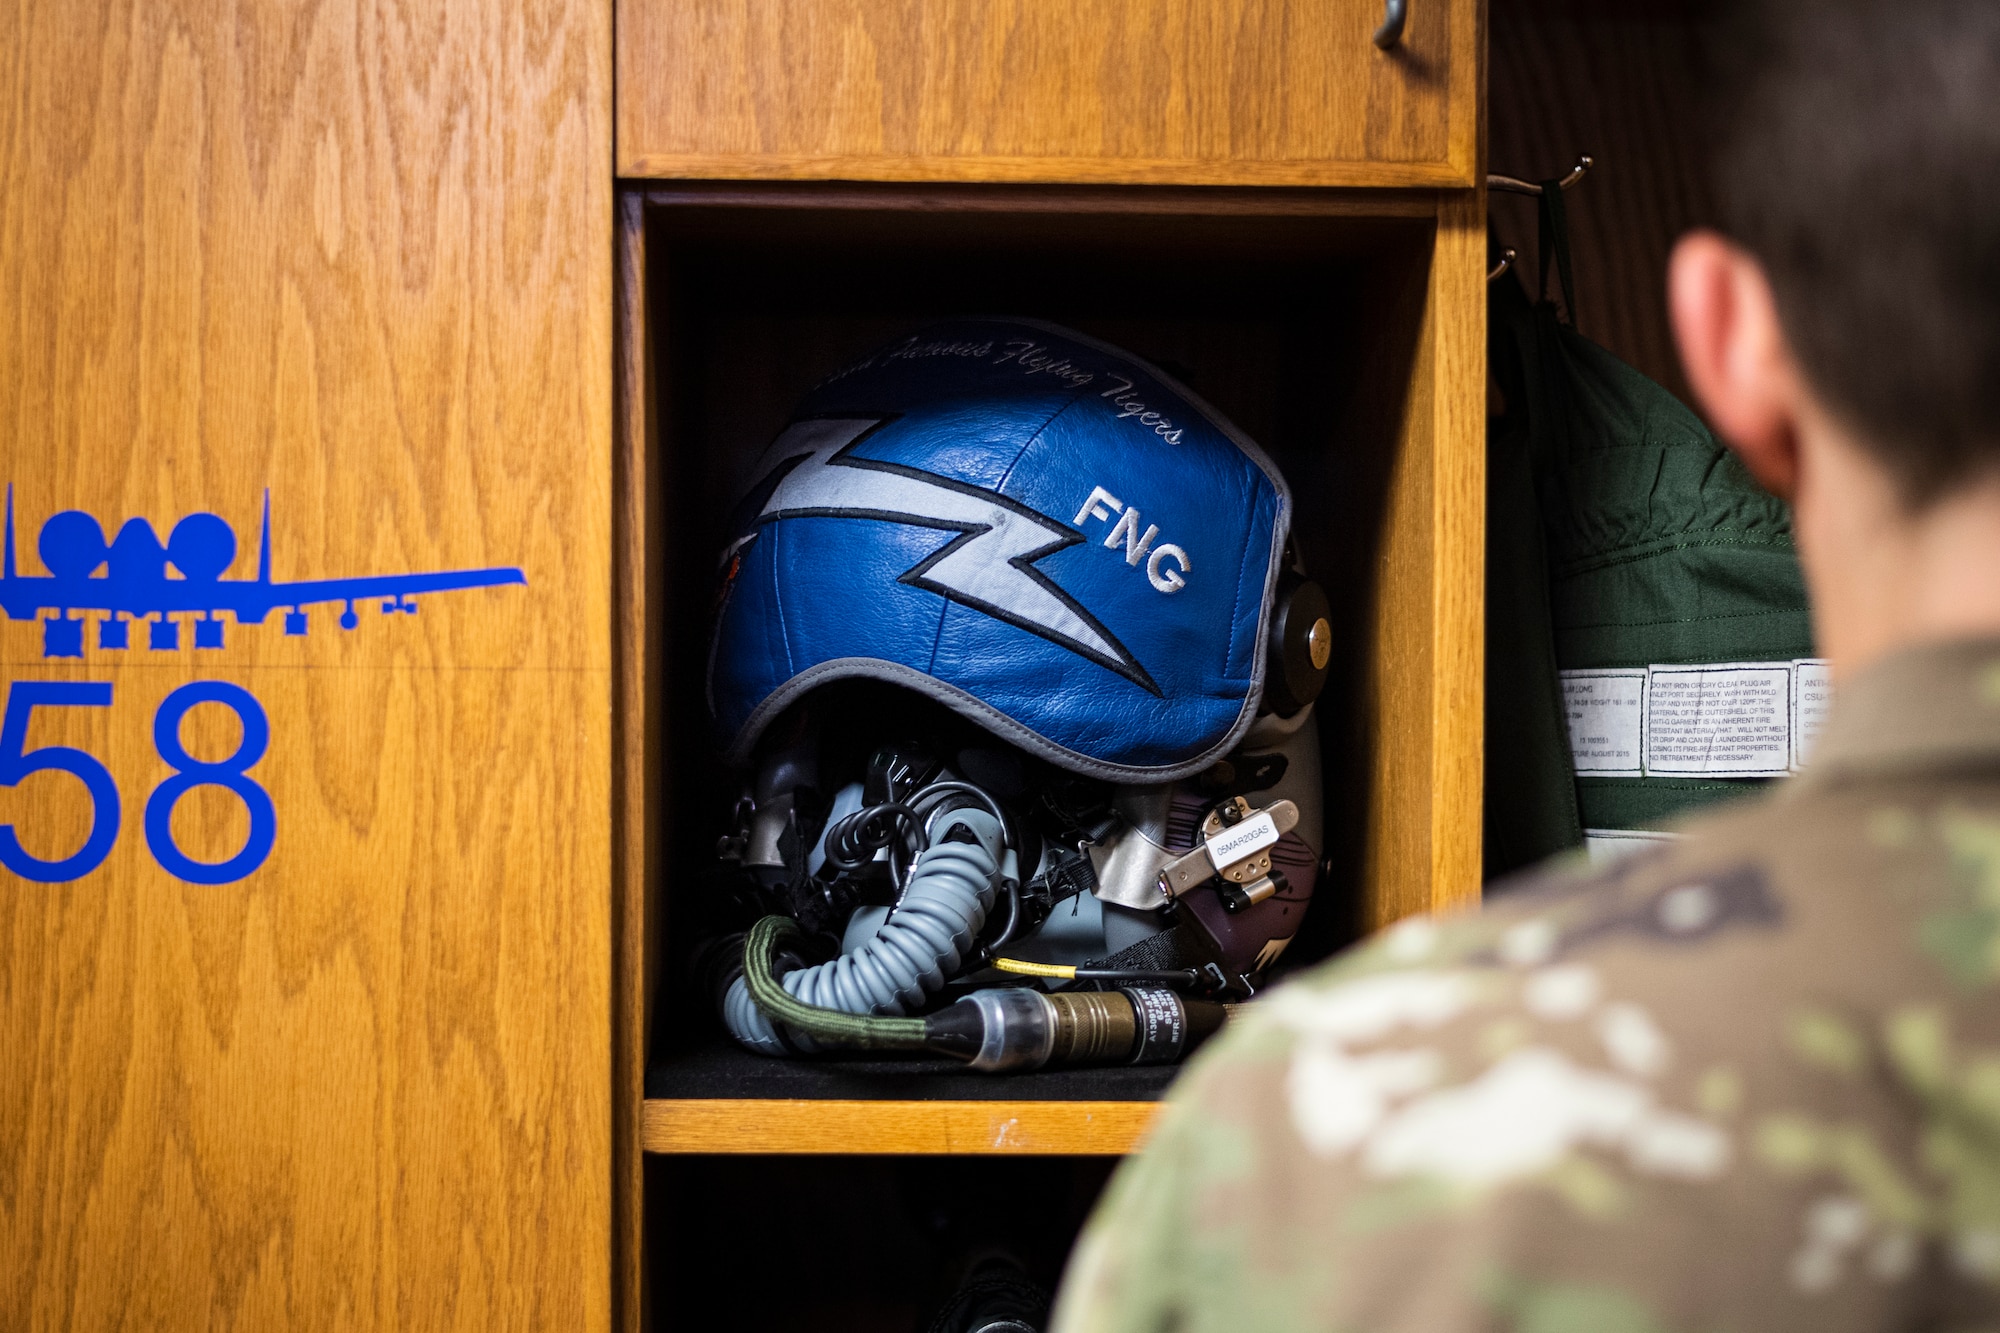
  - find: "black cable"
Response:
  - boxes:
[822,800,926,872]
[992,957,1209,991]
[986,875,1023,951]
[1070,968,1206,987]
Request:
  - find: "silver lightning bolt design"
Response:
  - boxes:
[747,417,1158,693]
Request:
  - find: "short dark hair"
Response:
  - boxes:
[1715,0,2000,508]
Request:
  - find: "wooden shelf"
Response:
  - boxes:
[642,1098,1160,1155]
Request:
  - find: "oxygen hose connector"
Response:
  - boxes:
[922,986,1228,1073]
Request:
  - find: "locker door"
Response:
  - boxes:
[0,2,614,1326]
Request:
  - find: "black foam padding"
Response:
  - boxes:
[648,1035,1184,1102]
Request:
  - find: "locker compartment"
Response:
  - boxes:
[646,1155,1116,1332]
[614,181,1481,1166]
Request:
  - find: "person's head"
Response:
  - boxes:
[1670,0,2000,671]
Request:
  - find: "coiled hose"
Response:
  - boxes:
[724,807,1010,1055]
[736,915,928,1050]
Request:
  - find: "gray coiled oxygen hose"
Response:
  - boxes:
[723,806,1014,1055]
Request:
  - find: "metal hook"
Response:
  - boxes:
[1374,0,1407,49]
[1488,155,1594,197]
[1487,248,1518,282]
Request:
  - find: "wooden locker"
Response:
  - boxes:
[0,1,615,1328]
[617,15,1489,1321]
[1,0,1510,1325]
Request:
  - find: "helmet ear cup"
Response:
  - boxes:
[1263,572,1332,716]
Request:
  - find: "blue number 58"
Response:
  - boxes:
[0,682,121,882]
[144,682,276,885]
[0,680,275,885]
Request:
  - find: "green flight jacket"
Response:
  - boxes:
[1485,185,1813,879]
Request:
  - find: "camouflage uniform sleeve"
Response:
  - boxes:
[1050,1036,1320,1333]
[1050,860,2000,1333]
[1047,911,1671,1333]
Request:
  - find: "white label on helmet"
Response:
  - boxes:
[1206,810,1281,873]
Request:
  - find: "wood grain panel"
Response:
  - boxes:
[642,1099,1159,1155]
[1362,190,1487,930]
[1488,0,1717,405]
[614,191,660,1333]
[617,0,1481,186]
[638,180,1447,220]
[1425,189,1488,916]
[0,0,612,1327]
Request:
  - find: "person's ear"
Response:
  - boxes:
[1669,230,1803,500]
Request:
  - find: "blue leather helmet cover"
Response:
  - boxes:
[709,319,1291,782]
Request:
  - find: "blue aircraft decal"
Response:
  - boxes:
[0,488,526,658]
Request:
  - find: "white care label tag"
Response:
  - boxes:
[1792,658,1832,769]
[1645,663,1793,776]
[1562,670,1647,775]
[1563,659,1835,779]
[1205,810,1280,871]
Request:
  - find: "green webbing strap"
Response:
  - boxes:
[1486,258,1586,877]
[742,915,929,1051]
[1537,178,1579,329]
